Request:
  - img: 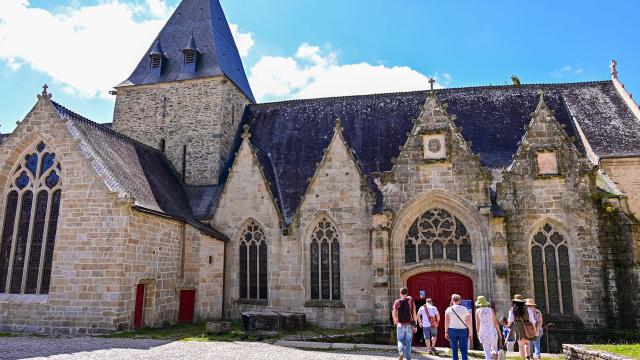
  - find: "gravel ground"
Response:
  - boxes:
[0,337,405,360]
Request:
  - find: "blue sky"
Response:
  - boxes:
[0,0,638,133]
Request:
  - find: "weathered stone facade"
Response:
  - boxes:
[113,77,249,185]
[0,96,225,335]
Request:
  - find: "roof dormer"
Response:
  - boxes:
[149,40,165,75]
[182,33,201,73]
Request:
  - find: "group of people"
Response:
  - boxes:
[392,288,544,360]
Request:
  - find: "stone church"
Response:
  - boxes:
[1,0,639,346]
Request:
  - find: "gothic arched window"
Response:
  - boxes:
[238,220,267,300]
[0,142,62,295]
[404,208,472,264]
[531,223,573,314]
[310,218,340,300]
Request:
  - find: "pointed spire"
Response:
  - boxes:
[120,0,255,102]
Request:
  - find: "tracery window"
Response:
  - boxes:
[404,208,472,264]
[531,223,573,314]
[310,218,340,300]
[238,220,267,300]
[0,142,61,295]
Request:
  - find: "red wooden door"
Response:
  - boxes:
[407,271,473,347]
[134,284,145,329]
[178,290,196,324]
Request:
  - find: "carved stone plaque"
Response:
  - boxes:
[422,133,447,160]
[537,151,558,175]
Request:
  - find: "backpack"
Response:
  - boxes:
[397,298,414,324]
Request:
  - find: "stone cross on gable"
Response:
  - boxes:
[38,83,52,101]
[610,59,618,79]
[428,78,436,91]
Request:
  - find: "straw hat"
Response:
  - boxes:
[475,296,490,308]
[512,294,525,303]
[525,298,537,306]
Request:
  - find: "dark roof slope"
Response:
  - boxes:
[243,81,640,223]
[52,101,228,240]
[119,0,254,102]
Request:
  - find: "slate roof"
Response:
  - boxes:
[242,81,640,224]
[118,0,254,102]
[52,101,228,240]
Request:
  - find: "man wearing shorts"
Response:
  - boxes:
[418,298,440,354]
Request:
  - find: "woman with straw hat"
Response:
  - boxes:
[508,295,537,360]
[525,298,543,360]
[475,296,501,360]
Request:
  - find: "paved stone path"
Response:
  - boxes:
[0,337,406,360]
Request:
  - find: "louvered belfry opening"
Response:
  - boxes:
[150,54,162,69]
[184,50,196,65]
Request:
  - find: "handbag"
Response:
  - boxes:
[519,317,537,340]
[426,306,439,328]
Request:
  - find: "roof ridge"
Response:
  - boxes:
[52,101,163,155]
[250,79,612,107]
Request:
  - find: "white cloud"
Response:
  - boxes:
[551,64,584,77]
[0,0,254,99]
[229,23,254,58]
[249,43,446,102]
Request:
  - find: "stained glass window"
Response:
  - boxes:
[238,220,268,300]
[310,218,340,300]
[404,208,472,264]
[530,223,574,314]
[0,142,62,294]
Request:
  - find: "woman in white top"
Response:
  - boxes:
[474,296,501,360]
[445,294,472,360]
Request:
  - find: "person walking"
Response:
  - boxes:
[445,294,472,360]
[500,316,515,352]
[526,299,544,360]
[418,301,433,353]
[426,298,440,353]
[475,296,501,360]
[508,295,537,360]
[393,287,418,360]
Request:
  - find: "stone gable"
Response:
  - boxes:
[497,95,606,327]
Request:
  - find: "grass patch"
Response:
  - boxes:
[0,332,19,337]
[98,322,249,342]
[588,344,640,360]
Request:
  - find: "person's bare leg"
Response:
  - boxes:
[518,340,528,360]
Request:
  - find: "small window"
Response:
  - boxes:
[150,54,162,69]
[159,139,166,153]
[184,50,196,65]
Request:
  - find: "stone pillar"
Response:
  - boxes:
[371,213,392,324]
[490,216,511,317]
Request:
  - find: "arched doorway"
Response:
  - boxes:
[407,271,473,347]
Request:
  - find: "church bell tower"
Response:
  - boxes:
[112,0,254,185]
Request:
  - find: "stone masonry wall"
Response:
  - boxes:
[214,126,376,328]
[0,97,130,335]
[123,211,225,328]
[497,98,605,327]
[113,76,250,185]
[600,157,640,217]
